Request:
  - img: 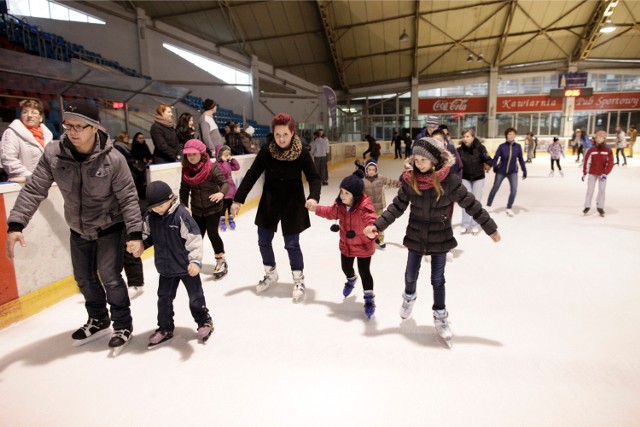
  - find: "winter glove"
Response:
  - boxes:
[581,175,586,182]
[600,174,607,182]
[522,173,527,180]
[493,166,498,173]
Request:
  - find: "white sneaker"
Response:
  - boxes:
[471,227,480,236]
[460,228,470,235]
[505,209,515,217]
[399,293,417,320]
[433,309,453,345]
[256,266,278,293]
[292,270,305,303]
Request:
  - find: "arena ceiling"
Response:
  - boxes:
[114,0,640,95]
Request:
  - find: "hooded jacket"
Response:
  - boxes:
[362,161,401,211]
[374,171,497,255]
[8,130,142,241]
[1,119,53,179]
[315,193,377,258]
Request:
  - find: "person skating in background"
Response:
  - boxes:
[179,139,230,279]
[628,125,637,158]
[457,128,492,235]
[231,113,321,303]
[361,159,401,249]
[614,126,627,166]
[310,129,330,185]
[404,133,412,159]
[577,129,592,163]
[486,127,527,217]
[525,132,536,163]
[309,170,378,318]
[216,145,240,231]
[582,130,614,217]
[143,181,214,348]
[5,100,143,354]
[364,137,500,346]
[547,136,565,177]
[393,130,404,159]
[362,134,381,163]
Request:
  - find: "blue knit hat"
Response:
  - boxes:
[339,169,365,204]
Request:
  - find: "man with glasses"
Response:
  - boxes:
[5,100,143,355]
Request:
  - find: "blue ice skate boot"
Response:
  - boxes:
[343,275,358,298]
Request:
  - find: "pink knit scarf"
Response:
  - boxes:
[182,157,213,186]
[402,165,451,190]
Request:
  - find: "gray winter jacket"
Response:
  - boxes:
[7,131,142,241]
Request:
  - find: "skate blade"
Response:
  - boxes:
[110,337,132,357]
[72,328,111,347]
[213,272,228,280]
[147,335,173,350]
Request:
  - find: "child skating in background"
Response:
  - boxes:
[143,180,214,348]
[364,137,501,346]
[309,170,379,318]
[361,159,400,249]
[216,145,241,231]
[547,136,565,177]
[180,139,230,279]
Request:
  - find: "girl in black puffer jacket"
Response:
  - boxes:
[364,137,500,347]
[457,129,493,235]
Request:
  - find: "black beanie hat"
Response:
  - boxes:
[339,169,365,203]
[203,98,216,111]
[63,100,101,128]
[146,180,174,210]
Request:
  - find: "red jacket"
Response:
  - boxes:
[315,193,378,258]
[583,144,614,176]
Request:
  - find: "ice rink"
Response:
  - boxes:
[1,152,639,427]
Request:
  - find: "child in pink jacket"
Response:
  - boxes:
[216,145,241,230]
[309,170,378,318]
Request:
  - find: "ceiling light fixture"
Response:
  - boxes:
[466,53,474,63]
[599,20,616,33]
[399,29,409,42]
[477,53,485,62]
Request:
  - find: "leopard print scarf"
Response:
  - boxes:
[268,134,302,161]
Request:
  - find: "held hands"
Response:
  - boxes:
[126,240,144,258]
[490,231,501,242]
[363,225,379,239]
[305,199,318,211]
[5,231,26,260]
[230,202,242,216]
[307,203,317,212]
[187,262,201,277]
[209,192,224,203]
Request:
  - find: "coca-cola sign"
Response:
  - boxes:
[419,97,487,114]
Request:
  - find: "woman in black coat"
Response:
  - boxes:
[231,113,321,303]
[456,128,493,235]
[150,103,180,164]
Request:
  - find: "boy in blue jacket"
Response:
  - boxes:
[486,128,527,217]
[143,180,214,348]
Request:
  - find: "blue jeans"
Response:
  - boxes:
[487,172,518,209]
[461,178,485,228]
[404,250,447,310]
[257,226,304,271]
[70,225,132,329]
[157,274,210,332]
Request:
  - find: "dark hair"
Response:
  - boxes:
[272,113,296,134]
[132,132,145,142]
[505,127,517,138]
[176,112,193,133]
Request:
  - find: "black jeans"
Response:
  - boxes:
[258,226,304,271]
[123,249,144,287]
[70,225,132,329]
[157,274,210,332]
[616,148,627,165]
[341,254,373,291]
[194,212,224,254]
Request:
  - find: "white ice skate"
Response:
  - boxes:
[399,293,417,320]
[433,309,453,348]
[257,266,278,293]
[292,270,305,303]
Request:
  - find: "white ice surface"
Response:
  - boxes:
[1,154,639,427]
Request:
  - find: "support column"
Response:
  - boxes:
[136,8,150,77]
[410,76,420,129]
[250,55,260,121]
[561,63,578,137]
[488,66,498,137]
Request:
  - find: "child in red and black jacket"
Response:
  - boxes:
[582,130,614,217]
[309,169,378,319]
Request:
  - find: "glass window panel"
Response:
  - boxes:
[517,113,533,134]
[497,79,518,95]
[608,112,618,134]
[68,9,87,22]
[622,75,640,91]
[593,74,621,92]
[520,77,542,94]
[571,113,589,136]
[442,86,464,96]
[541,75,556,93]
[8,0,31,15]
[419,89,440,97]
[464,83,488,96]
[87,16,106,25]
[29,0,49,18]
[49,1,68,20]
[594,112,608,132]
[497,114,515,136]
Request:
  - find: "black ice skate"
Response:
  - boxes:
[71,317,111,347]
[109,327,133,357]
